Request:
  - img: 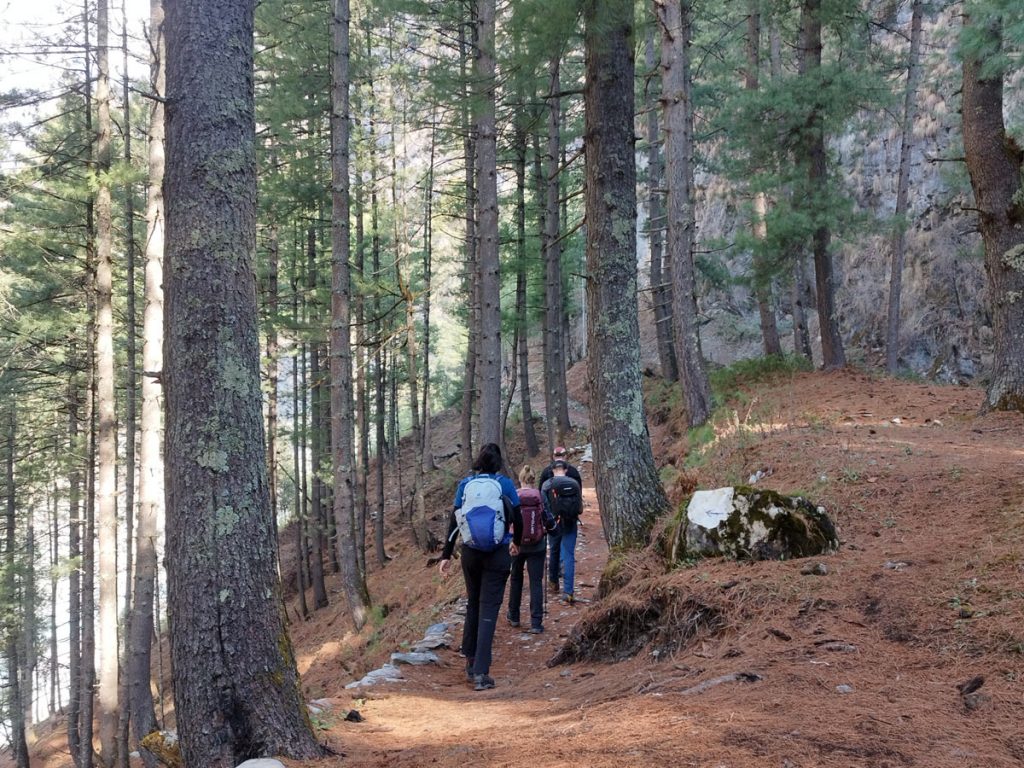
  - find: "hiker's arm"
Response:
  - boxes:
[439,507,458,561]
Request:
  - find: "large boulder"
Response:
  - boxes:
[664,486,839,564]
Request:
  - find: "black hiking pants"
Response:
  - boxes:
[460,544,512,676]
[508,545,545,629]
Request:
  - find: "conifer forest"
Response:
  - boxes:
[0,0,1022,766]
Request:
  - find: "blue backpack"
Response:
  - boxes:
[452,475,507,551]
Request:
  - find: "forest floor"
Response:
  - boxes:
[23,367,1024,767]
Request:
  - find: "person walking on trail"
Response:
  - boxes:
[541,460,583,604]
[438,443,522,691]
[537,447,582,595]
[506,472,555,634]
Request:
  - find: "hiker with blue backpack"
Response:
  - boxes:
[506,469,555,634]
[541,460,583,604]
[438,443,522,691]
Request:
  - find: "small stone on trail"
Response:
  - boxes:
[836,684,854,694]
[235,761,286,768]
[390,651,440,665]
[345,709,364,722]
[883,561,909,571]
[800,562,828,576]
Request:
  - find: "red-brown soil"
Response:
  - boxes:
[24,369,1024,767]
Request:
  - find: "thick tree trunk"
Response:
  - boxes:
[584,0,672,548]
[961,15,1024,412]
[306,231,329,610]
[163,0,326,763]
[800,0,845,369]
[475,0,502,449]
[644,26,678,382]
[330,0,372,628]
[656,0,712,427]
[127,0,164,756]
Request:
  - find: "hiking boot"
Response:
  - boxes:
[559,593,575,605]
[465,660,474,682]
[473,674,495,691]
[548,580,560,595]
[528,625,544,634]
[506,613,520,628]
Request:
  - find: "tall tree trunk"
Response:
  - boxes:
[543,58,572,449]
[886,0,923,374]
[961,13,1024,412]
[67,367,84,767]
[94,0,121,761]
[117,3,137,764]
[127,0,164,756]
[745,1,782,357]
[265,221,280,526]
[644,25,678,382]
[584,0,671,547]
[4,408,29,768]
[163,0,326,762]
[354,131,370,579]
[514,117,540,457]
[291,264,310,620]
[50,485,60,717]
[656,0,712,427]
[474,0,501,449]
[330,0,372,628]
[421,116,437,473]
[306,230,329,610]
[800,0,845,369]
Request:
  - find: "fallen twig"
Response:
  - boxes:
[675,671,763,696]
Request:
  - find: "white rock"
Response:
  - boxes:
[687,487,735,529]
[236,760,286,768]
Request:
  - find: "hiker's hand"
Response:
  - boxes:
[438,559,451,579]
[509,542,520,557]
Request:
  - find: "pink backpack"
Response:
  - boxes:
[517,488,546,546]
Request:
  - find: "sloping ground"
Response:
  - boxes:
[283,370,1023,768]
[20,369,1024,767]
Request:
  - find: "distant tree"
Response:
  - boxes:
[584,0,671,547]
[961,1,1024,412]
[162,0,326,762]
[330,0,372,627]
[126,0,165,756]
[655,0,712,427]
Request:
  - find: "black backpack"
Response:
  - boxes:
[549,476,582,527]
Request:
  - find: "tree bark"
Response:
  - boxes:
[800,0,845,369]
[584,0,672,548]
[94,0,121,761]
[475,0,502,449]
[644,25,678,382]
[885,0,923,374]
[330,0,372,628]
[745,1,782,357]
[163,0,326,762]
[656,0,712,427]
[543,58,572,448]
[127,0,165,756]
[514,117,540,457]
[961,14,1024,412]
[4,409,29,768]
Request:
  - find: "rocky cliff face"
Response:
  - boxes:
[638,6,1015,384]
